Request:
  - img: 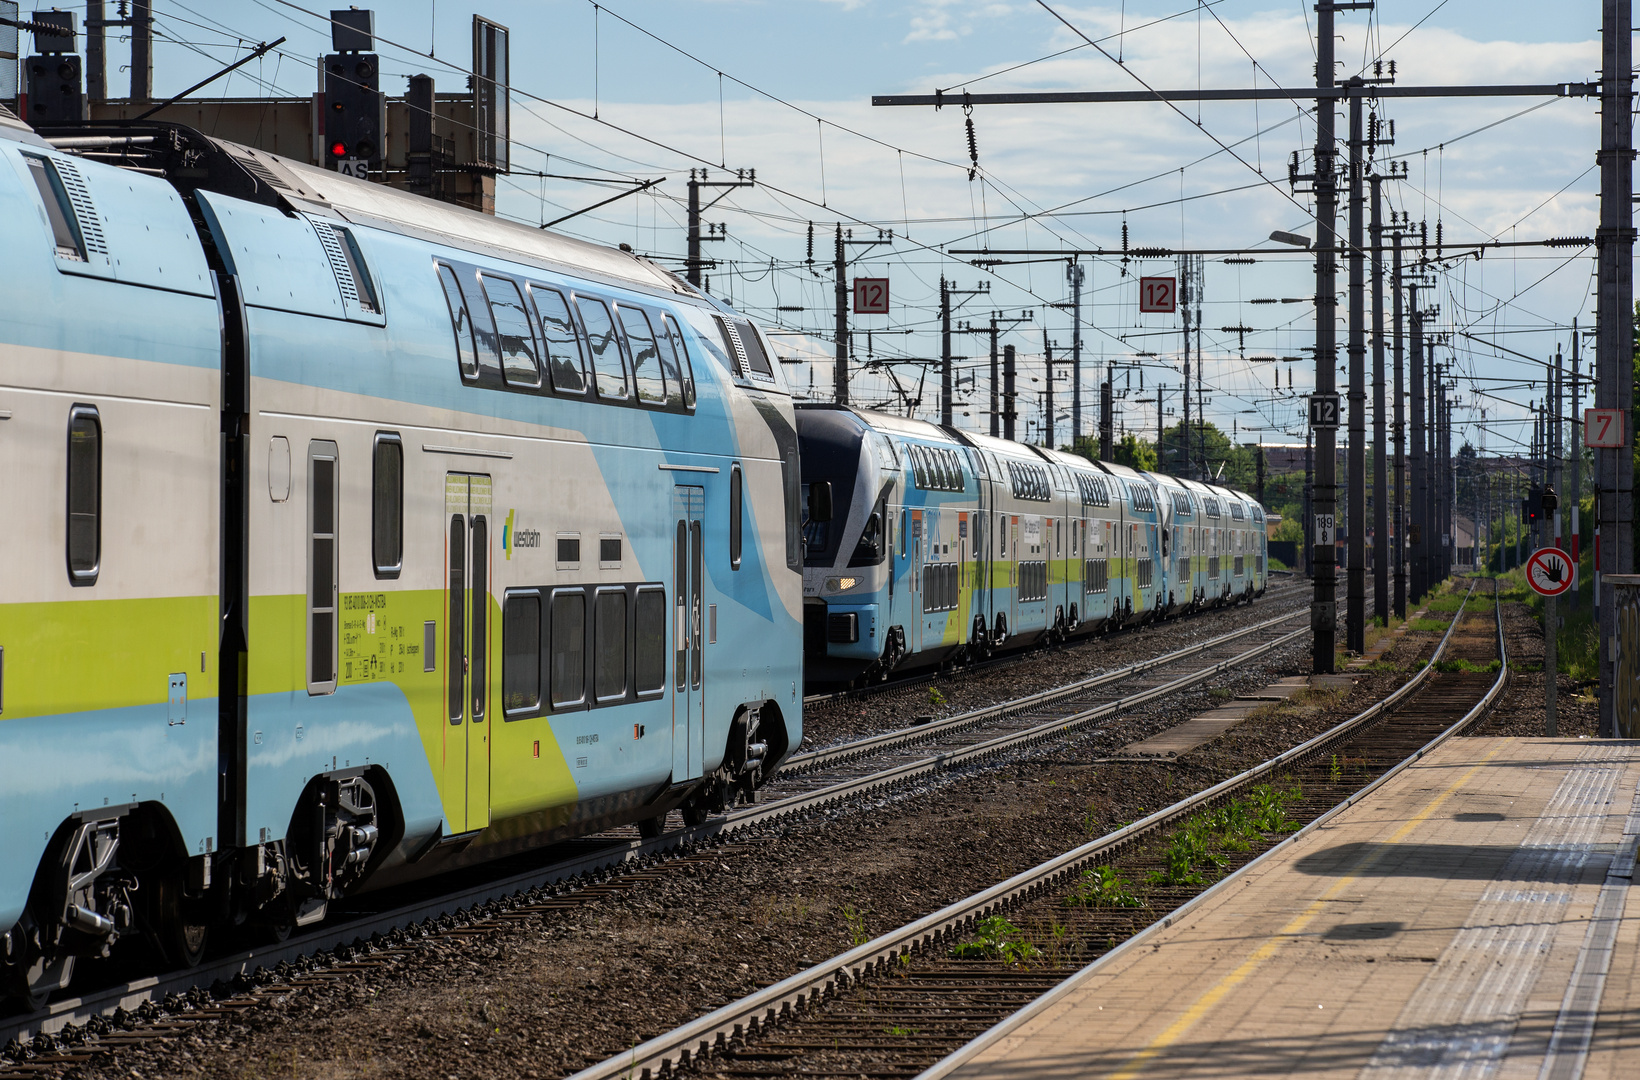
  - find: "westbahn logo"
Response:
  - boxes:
[502,509,541,560]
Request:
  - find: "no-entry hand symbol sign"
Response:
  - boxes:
[1526,547,1575,597]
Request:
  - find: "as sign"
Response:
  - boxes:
[1139,276,1176,313]
[337,157,369,179]
[853,278,889,315]
[1309,393,1341,429]
[1585,407,1626,449]
[1527,547,1575,597]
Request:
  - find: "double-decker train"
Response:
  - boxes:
[0,103,1264,1011]
[798,404,1268,684]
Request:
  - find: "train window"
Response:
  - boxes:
[25,155,86,260]
[898,509,907,558]
[594,589,628,702]
[502,591,542,716]
[531,286,587,394]
[617,305,667,405]
[600,536,623,566]
[447,516,465,721]
[635,586,666,694]
[66,405,100,585]
[714,316,746,377]
[308,441,339,693]
[436,263,480,380]
[782,451,802,572]
[736,320,774,376]
[470,516,488,722]
[557,535,580,567]
[372,432,403,578]
[482,275,542,388]
[332,226,380,314]
[577,297,629,400]
[998,513,1007,557]
[550,590,587,708]
[659,314,694,408]
[730,463,743,570]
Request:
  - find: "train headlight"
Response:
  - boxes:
[824,576,860,594]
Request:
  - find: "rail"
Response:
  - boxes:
[565,582,1488,1080]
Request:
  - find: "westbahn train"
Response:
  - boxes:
[0,103,1264,1010]
[798,405,1269,684]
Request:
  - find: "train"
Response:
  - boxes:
[0,103,1263,1011]
[798,405,1269,684]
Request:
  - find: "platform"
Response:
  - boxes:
[933,737,1640,1079]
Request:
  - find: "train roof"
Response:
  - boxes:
[24,118,696,302]
[957,430,1057,463]
[796,403,963,445]
[1095,461,1154,485]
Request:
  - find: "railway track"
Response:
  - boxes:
[0,583,1317,1067]
[802,574,1305,712]
[565,580,1505,1080]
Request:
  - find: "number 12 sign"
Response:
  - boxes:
[853,278,889,315]
[1139,276,1176,313]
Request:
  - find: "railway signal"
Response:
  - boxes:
[323,10,382,175]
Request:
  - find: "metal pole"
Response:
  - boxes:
[86,0,106,103]
[1042,329,1053,447]
[686,175,702,288]
[940,277,952,426]
[1371,176,1388,621]
[1304,428,1314,578]
[1003,344,1017,442]
[1347,84,1366,651]
[1069,262,1084,451]
[131,0,153,102]
[1181,257,1193,478]
[1570,322,1582,611]
[1312,2,1339,671]
[1409,286,1426,602]
[1392,232,1406,616]
[834,226,849,405]
[989,316,1000,438]
[1598,0,1634,738]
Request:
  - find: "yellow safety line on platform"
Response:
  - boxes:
[1105,742,1508,1080]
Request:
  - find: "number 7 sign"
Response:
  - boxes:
[1586,408,1626,449]
[1139,276,1176,314]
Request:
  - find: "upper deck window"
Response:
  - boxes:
[436,263,480,380]
[617,305,667,405]
[482,274,541,388]
[530,285,587,394]
[577,297,629,401]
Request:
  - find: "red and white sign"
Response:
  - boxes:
[1139,276,1176,313]
[1527,546,1575,597]
[1585,407,1626,449]
[853,277,889,315]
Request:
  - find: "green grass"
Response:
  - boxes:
[1409,617,1447,633]
[951,916,1039,964]
[1064,866,1144,909]
[1148,784,1302,887]
[1434,658,1503,674]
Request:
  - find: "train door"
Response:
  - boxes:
[958,513,968,620]
[909,509,923,654]
[672,487,705,782]
[445,473,492,834]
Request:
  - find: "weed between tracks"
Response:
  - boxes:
[1147,784,1303,886]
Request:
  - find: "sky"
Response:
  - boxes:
[27,1,1619,463]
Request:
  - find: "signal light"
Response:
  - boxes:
[330,141,348,158]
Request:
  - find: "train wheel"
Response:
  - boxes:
[4,952,73,1013]
[637,815,666,840]
[682,802,710,828]
[146,870,209,970]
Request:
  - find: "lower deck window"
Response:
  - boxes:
[551,591,587,707]
[503,593,542,714]
[595,590,628,701]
